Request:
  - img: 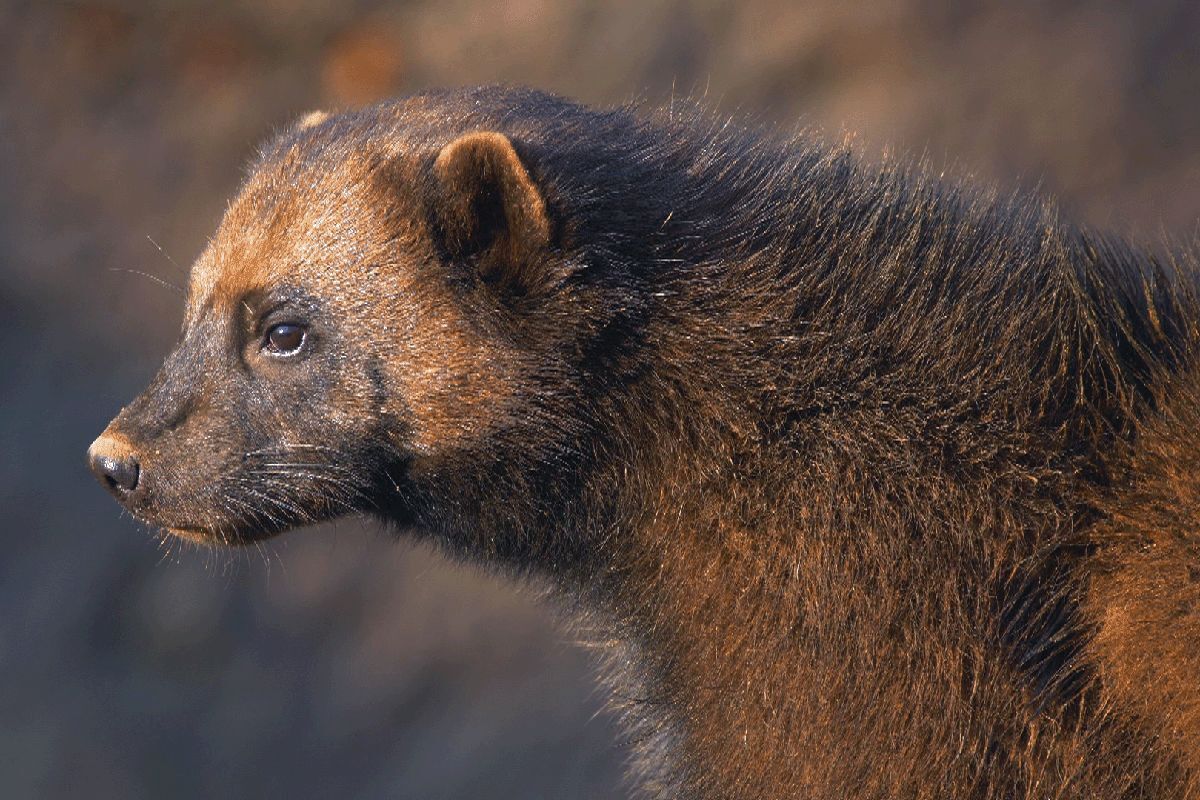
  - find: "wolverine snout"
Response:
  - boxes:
[88,432,143,501]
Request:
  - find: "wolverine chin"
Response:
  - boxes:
[163,525,224,546]
[162,521,289,546]
[153,508,312,546]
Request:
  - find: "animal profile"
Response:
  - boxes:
[89,87,1200,799]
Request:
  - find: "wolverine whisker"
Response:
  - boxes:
[107,268,183,294]
[145,234,187,275]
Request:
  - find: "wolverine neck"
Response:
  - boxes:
[545,254,1170,797]
[386,136,1191,795]
[567,371,1108,797]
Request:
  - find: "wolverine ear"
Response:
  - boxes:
[431,131,553,295]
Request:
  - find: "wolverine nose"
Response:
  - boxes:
[88,434,142,498]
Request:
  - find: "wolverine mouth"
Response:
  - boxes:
[132,471,348,545]
[124,451,404,547]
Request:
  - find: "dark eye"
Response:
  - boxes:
[264,323,306,355]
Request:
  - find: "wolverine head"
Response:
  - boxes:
[88,89,644,547]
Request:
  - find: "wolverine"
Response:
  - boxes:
[88,86,1200,799]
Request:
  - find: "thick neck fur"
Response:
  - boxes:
[369,91,1198,799]
[587,157,1190,797]
[573,157,1193,797]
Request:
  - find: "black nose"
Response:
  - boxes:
[89,439,141,497]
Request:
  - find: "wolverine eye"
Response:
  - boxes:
[264,323,306,355]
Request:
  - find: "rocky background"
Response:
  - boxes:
[2,1,1199,797]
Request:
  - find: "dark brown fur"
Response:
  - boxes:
[89,87,1200,798]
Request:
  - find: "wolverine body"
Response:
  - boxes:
[90,87,1200,798]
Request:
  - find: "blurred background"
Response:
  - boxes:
[2,1,1199,797]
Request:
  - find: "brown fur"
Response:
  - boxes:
[89,87,1200,798]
